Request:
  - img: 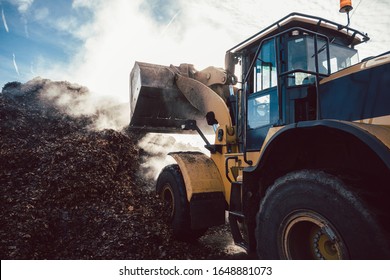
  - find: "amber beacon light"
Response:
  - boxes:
[339,0,353,13]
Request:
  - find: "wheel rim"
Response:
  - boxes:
[161,184,175,218]
[280,210,348,259]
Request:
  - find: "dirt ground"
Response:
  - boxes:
[0,78,247,260]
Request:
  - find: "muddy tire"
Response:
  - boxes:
[156,164,206,241]
[256,170,389,259]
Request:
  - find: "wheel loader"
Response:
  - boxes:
[129,5,390,259]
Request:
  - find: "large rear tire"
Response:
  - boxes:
[156,164,207,241]
[256,170,389,259]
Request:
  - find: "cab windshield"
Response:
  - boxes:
[287,36,358,85]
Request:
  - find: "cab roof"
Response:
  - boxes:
[228,12,370,53]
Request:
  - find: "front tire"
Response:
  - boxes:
[156,164,206,241]
[256,170,389,259]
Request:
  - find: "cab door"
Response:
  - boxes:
[246,39,279,151]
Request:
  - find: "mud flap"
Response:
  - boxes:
[190,192,226,229]
[169,152,227,229]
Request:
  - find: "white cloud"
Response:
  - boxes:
[8,0,33,14]
[7,0,34,38]
[54,16,79,33]
[72,0,96,9]
[12,53,20,76]
[1,8,9,32]
[33,7,49,21]
[42,0,242,102]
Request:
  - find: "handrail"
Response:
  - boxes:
[227,12,369,53]
[225,156,239,183]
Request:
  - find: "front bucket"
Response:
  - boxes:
[129,62,205,132]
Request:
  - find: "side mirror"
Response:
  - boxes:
[225,51,237,75]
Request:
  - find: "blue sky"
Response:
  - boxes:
[0,0,92,84]
[1,0,389,102]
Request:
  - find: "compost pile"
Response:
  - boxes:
[0,78,244,260]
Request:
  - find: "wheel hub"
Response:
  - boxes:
[281,210,348,259]
[312,228,339,260]
[161,184,175,218]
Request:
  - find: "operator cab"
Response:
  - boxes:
[226,13,369,151]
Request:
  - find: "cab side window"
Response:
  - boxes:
[253,39,277,91]
[248,39,278,129]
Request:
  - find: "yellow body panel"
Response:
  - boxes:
[207,126,285,205]
[355,115,390,126]
[350,121,390,150]
[208,119,390,206]
[169,152,225,201]
[320,54,390,84]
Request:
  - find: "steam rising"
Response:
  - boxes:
[40,81,129,131]
[137,133,211,182]
[12,77,130,131]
